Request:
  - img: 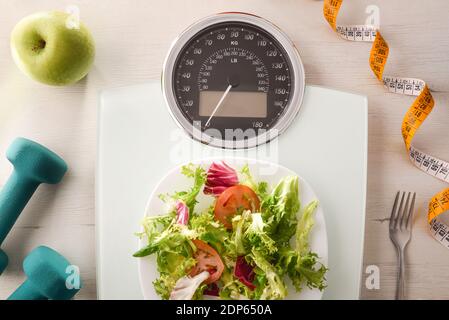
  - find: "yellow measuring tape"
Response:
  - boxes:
[323,0,449,248]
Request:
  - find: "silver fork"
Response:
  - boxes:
[389,191,416,300]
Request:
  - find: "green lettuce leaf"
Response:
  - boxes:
[296,200,318,255]
[174,164,206,214]
[133,222,195,257]
[159,164,206,215]
[230,210,252,256]
[190,207,228,254]
[153,255,198,299]
[240,164,268,199]
[245,213,277,256]
[261,176,300,245]
[293,252,327,291]
[228,211,277,258]
[250,249,287,300]
[219,267,255,300]
[276,200,327,292]
[135,220,199,299]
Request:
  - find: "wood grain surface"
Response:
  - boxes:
[0,0,448,299]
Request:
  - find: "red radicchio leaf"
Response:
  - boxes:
[204,161,239,196]
[203,282,219,296]
[175,200,189,225]
[234,256,256,290]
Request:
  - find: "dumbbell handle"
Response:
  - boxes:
[8,280,47,300]
[0,171,39,245]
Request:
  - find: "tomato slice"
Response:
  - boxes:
[214,185,260,229]
[189,239,224,284]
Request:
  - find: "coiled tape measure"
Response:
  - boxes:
[323,0,449,249]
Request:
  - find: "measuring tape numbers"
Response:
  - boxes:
[323,0,449,249]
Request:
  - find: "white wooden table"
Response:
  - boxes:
[0,0,448,300]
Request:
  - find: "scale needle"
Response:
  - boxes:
[205,84,233,127]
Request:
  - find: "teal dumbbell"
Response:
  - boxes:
[0,138,67,274]
[8,246,81,300]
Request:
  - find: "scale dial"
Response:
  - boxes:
[163,13,305,149]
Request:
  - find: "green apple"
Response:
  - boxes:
[11,11,95,86]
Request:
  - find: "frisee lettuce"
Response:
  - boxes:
[240,164,268,198]
[250,249,287,300]
[134,162,327,300]
[162,164,206,214]
[261,176,300,245]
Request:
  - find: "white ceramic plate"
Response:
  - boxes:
[138,157,328,300]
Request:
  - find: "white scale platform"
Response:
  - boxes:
[97,81,367,299]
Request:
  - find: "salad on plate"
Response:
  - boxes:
[134,161,327,300]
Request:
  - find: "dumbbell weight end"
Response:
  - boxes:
[8,280,48,300]
[8,246,81,300]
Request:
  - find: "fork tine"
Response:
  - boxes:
[394,192,405,230]
[405,192,416,230]
[390,191,400,230]
[400,192,411,230]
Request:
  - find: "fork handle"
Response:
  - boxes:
[396,249,405,300]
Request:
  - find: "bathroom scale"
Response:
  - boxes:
[96,12,368,300]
